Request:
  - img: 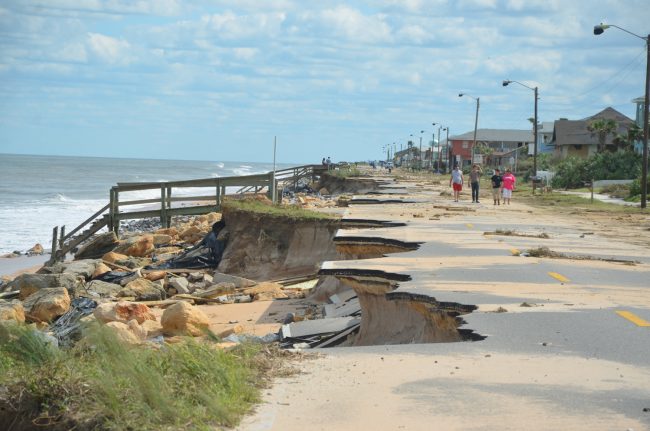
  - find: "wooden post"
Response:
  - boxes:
[110,187,120,236]
[109,188,115,233]
[216,179,221,210]
[58,225,66,250]
[591,179,594,204]
[160,185,167,228]
[49,226,59,265]
[166,186,172,227]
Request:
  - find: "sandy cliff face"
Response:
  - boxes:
[218,207,342,281]
[317,172,382,194]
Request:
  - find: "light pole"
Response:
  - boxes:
[419,130,424,170]
[503,80,538,187]
[594,23,649,209]
[444,127,450,172]
[459,93,480,167]
[431,123,437,170]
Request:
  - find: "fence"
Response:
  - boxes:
[49,164,326,263]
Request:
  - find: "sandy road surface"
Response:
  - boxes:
[240,175,650,431]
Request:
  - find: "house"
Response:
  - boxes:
[448,129,533,168]
[550,107,636,159]
[537,122,555,154]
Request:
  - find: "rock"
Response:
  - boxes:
[155,227,178,237]
[8,273,81,300]
[103,251,129,264]
[119,269,143,287]
[243,282,284,297]
[0,300,25,323]
[75,232,120,260]
[188,272,204,282]
[218,324,244,338]
[23,287,70,322]
[152,234,173,246]
[141,319,163,338]
[27,243,44,255]
[93,301,156,324]
[161,302,210,337]
[83,280,123,298]
[105,321,141,344]
[114,235,155,257]
[118,278,165,301]
[43,259,102,280]
[144,271,167,282]
[179,226,204,243]
[168,277,190,294]
[255,290,289,301]
[92,262,113,279]
[195,282,235,298]
[203,273,213,284]
[211,272,256,288]
[319,187,330,195]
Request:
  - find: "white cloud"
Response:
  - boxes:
[457,0,497,9]
[320,6,392,43]
[201,11,286,40]
[86,33,132,65]
[396,25,431,44]
[57,42,88,62]
[233,47,258,60]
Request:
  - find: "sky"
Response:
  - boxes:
[0,0,648,164]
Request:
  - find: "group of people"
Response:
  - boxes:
[449,164,516,205]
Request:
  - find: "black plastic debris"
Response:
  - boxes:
[50,297,98,348]
[95,270,136,284]
[148,220,227,270]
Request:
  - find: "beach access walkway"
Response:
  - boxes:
[240,174,650,431]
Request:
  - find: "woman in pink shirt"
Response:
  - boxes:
[501,168,516,205]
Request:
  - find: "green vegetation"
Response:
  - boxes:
[550,151,641,190]
[223,197,338,220]
[328,164,365,178]
[0,323,288,430]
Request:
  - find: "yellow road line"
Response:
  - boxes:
[510,248,520,256]
[548,272,570,283]
[616,311,650,327]
[466,223,474,229]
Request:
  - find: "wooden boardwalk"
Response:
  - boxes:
[49,164,327,263]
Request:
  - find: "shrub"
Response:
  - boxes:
[551,157,588,189]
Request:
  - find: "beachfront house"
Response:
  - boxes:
[549,107,637,160]
[448,129,534,168]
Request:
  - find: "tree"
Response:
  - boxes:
[587,119,617,152]
[612,125,643,152]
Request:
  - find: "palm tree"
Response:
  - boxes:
[612,125,643,152]
[588,119,618,152]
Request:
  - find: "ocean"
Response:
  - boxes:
[0,154,294,254]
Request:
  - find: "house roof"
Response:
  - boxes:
[449,129,533,142]
[581,107,635,124]
[552,107,635,147]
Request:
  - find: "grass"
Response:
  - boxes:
[0,322,293,430]
[328,165,365,178]
[223,197,338,220]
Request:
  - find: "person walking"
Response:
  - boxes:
[502,168,516,205]
[490,168,502,205]
[449,165,463,202]
[468,164,482,203]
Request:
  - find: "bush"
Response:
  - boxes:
[551,151,642,189]
[551,157,587,189]
[628,176,650,200]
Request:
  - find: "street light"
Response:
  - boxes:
[419,130,425,169]
[459,93,480,166]
[431,123,437,170]
[444,127,450,172]
[594,23,649,209]
[503,80,539,190]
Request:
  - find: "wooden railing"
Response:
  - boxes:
[49,164,326,263]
